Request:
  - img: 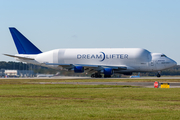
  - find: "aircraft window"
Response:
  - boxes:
[161,55,167,57]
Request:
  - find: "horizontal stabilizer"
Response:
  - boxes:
[4,54,34,60]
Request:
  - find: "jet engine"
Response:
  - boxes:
[74,66,84,73]
[103,68,113,75]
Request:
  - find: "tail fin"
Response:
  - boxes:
[9,27,42,54]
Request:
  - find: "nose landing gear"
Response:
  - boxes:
[157,71,161,77]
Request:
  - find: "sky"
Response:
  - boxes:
[0,0,180,64]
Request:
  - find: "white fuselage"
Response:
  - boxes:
[15,48,177,73]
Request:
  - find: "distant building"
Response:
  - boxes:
[4,70,35,77]
[37,74,54,77]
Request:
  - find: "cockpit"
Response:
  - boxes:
[151,53,177,71]
[161,54,167,57]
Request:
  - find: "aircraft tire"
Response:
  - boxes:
[157,73,161,77]
[104,75,111,78]
[94,73,102,78]
[91,74,95,78]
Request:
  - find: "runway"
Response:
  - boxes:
[2,76,180,88]
[47,76,180,88]
[3,76,180,79]
[29,81,180,88]
[50,76,180,79]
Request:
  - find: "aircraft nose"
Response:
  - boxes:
[171,59,177,67]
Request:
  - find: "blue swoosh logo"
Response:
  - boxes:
[100,52,105,62]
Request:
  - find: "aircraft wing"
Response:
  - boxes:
[4,54,35,60]
[75,64,127,73]
[45,63,127,73]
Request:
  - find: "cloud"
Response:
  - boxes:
[72,35,78,38]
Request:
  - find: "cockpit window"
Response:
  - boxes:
[161,55,167,57]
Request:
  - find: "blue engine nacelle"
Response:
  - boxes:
[103,68,113,75]
[74,66,84,73]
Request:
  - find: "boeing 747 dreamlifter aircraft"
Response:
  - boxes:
[4,27,177,78]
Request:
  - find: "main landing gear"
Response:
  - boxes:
[157,71,161,77]
[91,73,102,78]
[91,73,111,78]
[104,75,111,78]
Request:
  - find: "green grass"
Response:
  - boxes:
[0,79,180,119]
[0,81,180,120]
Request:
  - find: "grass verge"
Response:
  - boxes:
[0,83,179,120]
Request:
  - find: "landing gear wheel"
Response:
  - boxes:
[157,73,161,77]
[104,75,111,78]
[91,73,102,78]
[91,74,95,78]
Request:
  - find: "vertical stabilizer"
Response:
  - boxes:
[9,27,42,54]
